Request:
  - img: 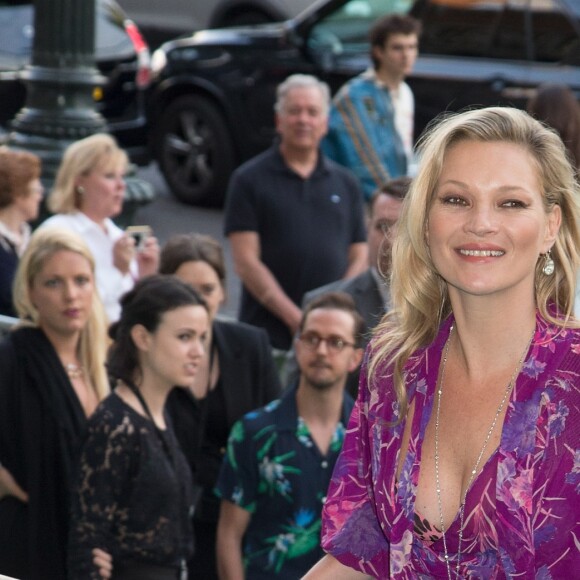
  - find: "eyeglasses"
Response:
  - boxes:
[297,333,356,354]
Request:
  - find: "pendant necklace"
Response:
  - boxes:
[434,324,534,579]
[65,362,84,380]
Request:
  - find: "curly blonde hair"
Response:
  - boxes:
[369,106,580,417]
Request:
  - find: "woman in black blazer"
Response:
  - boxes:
[160,233,282,580]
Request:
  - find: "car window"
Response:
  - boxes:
[531,0,580,64]
[308,0,414,55]
[416,0,579,64]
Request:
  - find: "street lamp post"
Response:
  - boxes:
[5,0,153,226]
[6,0,106,180]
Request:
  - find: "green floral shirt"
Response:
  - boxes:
[215,386,354,579]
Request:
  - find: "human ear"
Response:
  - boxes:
[130,324,151,352]
[542,205,562,252]
[347,347,364,373]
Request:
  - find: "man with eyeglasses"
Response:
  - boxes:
[215,292,363,580]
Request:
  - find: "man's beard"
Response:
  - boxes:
[302,360,340,391]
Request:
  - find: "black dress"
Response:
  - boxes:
[0,327,87,580]
[0,233,19,317]
[68,393,194,580]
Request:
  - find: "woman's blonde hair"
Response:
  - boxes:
[47,133,128,214]
[13,228,110,401]
[370,106,580,416]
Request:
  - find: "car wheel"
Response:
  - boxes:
[155,95,235,206]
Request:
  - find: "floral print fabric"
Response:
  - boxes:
[216,387,353,579]
[321,315,580,578]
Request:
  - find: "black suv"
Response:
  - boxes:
[0,0,151,164]
[148,0,580,206]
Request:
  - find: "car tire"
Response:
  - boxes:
[155,95,235,206]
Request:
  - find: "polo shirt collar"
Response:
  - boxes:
[275,383,352,431]
[272,144,330,177]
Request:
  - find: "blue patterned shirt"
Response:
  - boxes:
[215,386,354,579]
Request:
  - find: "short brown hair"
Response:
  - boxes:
[369,176,412,216]
[159,233,226,287]
[300,291,365,347]
[370,14,421,69]
[0,148,41,209]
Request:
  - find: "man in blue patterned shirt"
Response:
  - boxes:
[215,292,364,579]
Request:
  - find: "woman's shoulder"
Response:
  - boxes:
[87,393,145,438]
[39,212,81,229]
[0,326,44,355]
[214,318,270,348]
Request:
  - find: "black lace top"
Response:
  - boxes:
[68,393,194,579]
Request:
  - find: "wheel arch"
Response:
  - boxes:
[210,0,285,28]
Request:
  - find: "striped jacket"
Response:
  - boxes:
[323,71,409,200]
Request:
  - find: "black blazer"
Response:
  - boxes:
[298,269,387,397]
[165,318,282,521]
[303,268,386,345]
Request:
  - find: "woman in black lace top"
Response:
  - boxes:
[68,275,210,580]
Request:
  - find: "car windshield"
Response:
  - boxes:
[309,0,413,54]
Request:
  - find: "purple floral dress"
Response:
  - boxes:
[321,315,580,578]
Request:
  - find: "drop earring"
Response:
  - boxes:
[542,250,555,276]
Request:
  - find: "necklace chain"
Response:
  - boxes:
[434,325,534,579]
[65,363,84,380]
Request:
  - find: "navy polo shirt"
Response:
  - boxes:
[215,386,354,579]
[224,145,366,349]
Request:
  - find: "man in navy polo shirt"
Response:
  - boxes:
[224,74,368,352]
[215,292,363,579]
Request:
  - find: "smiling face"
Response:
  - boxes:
[28,250,95,340]
[136,305,209,389]
[76,160,126,223]
[427,140,561,304]
[275,86,329,154]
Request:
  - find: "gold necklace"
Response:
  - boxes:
[434,325,534,579]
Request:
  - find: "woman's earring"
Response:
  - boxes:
[542,250,555,276]
[76,185,85,195]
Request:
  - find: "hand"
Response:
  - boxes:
[113,235,135,275]
[0,464,28,503]
[92,548,113,579]
[136,235,160,278]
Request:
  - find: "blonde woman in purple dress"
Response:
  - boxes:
[304,107,580,578]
